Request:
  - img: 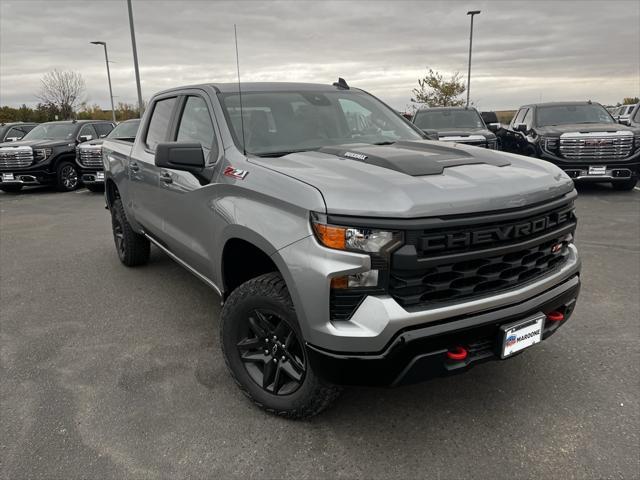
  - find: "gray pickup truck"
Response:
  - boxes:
[103,81,581,418]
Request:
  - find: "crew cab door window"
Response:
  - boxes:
[512,108,527,127]
[176,96,216,161]
[145,97,178,151]
[78,124,97,140]
[5,127,25,141]
[94,123,114,138]
[522,109,533,130]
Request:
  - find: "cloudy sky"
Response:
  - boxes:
[1,0,639,111]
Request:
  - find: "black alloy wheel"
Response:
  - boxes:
[236,308,306,395]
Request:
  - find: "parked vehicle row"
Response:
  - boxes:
[103,81,581,417]
[611,103,638,125]
[0,120,115,192]
[0,122,37,142]
[496,101,640,191]
[412,106,499,148]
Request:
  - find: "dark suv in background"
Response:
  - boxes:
[0,122,37,142]
[0,119,114,193]
[412,107,498,148]
[76,118,140,192]
[499,101,640,191]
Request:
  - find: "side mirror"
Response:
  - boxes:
[514,123,528,133]
[619,118,631,126]
[155,142,205,175]
[487,122,501,132]
[422,129,439,140]
[6,136,21,142]
[79,134,93,142]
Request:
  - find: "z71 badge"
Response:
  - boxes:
[223,166,249,180]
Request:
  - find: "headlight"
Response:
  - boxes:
[33,148,52,161]
[540,136,558,151]
[311,218,400,254]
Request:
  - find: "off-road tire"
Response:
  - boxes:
[221,272,341,419]
[611,177,638,191]
[0,185,23,193]
[111,198,150,266]
[55,161,80,192]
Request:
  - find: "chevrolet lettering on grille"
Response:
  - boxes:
[420,206,575,252]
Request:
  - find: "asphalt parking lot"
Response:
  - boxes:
[1,184,638,479]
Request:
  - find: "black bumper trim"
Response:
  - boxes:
[307,276,580,386]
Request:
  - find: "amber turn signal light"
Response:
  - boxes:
[313,223,346,250]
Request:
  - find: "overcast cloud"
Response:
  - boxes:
[1,0,639,111]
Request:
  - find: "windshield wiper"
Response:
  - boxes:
[372,141,396,146]
[255,149,310,158]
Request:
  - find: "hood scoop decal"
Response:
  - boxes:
[319,140,510,176]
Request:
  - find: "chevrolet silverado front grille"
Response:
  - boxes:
[559,132,634,161]
[0,147,34,168]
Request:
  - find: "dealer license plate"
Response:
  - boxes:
[96,172,105,180]
[588,166,606,175]
[501,315,545,359]
[2,173,15,181]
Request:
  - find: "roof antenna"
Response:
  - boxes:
[234,24,247,156]
[333,77,349,90]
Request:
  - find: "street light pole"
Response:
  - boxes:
[90,41,116,124]
[127,0,144,115]
[466,10,481,108]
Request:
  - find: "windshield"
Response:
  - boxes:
[23,123,76,140]
[108,120,140,139]
[536,104,614,126]
[413,109,485,130]
[220,90,423,156]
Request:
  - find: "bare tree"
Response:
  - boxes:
[411,68,466,107]
[36,70,86,119]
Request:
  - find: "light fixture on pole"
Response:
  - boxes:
[90,41,117,124]
[466,10,481,107]
[127,0,144,115]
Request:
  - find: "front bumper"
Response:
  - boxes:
[308,274,580,386]
[537,150,640,180]
[79,168,105,184]
[0,168,55,186]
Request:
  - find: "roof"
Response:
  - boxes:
[0,122,37,127]
[41,119,114,125]
[520,101,602,108]
[155,81,357,96]
[415,106,478,113]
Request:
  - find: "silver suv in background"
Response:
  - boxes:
[102,81,581,418]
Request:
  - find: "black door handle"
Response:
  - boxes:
[159,172,173,184]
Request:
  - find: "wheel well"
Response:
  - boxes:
[222,239,278,297]
[105,179,120,209]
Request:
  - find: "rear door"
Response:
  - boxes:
[154,91,222,276]
[129,95,179,238]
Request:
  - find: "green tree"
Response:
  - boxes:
[411,68,466,107]
[623,97,639,105]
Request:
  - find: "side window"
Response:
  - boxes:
[78,124,97,140]
[146,97,177,151]
[176,96,215,157]
[5,127,25,140]
[522,109,533,129]
[633,106,640,122]
[512,108,527,126]
[94,123,114,138]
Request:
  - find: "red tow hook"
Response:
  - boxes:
[446,346,468,361]
[546,311,565,322]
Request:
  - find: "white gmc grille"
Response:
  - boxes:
[0,146,34,168]
[559,131,634,161]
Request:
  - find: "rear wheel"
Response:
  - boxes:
[0,184,23,193]
[611,177,638,191]
[110,198,150,266]
[56,161,79,192]
[221,272,341,419]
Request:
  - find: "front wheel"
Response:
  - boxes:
[220,272,341,419]
[611,177,638,191]
[56,161,79,192]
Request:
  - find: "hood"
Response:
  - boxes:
[78,139,105,148]
[250,140,574,218]
[535,123,638,136]
[0,139,72,149]
[434,127,495,139]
